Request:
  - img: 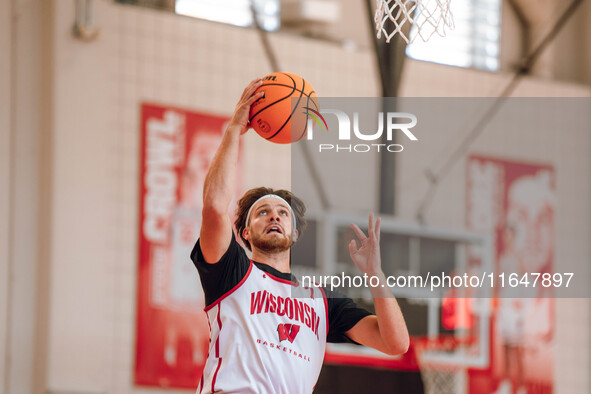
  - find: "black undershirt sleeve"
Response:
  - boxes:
[324,288,373,344]
[190,232,250,307]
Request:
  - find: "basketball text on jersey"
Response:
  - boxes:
[250,290,321,339]
[255,338,312,362]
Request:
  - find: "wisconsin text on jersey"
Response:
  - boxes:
[250,290,322,339]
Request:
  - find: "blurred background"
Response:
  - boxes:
[1,0,590,393]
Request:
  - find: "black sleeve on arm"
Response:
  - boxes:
[190,232,250,307]
[325,288,373,344]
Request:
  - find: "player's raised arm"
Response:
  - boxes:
[345,213,410,356]
[200,78,264,264]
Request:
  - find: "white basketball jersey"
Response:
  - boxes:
[197,262,328,394]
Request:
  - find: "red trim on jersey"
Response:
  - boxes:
[317,286,329,337]
[204,261,254,312]
[211,359,222,392]
[254,261,295,285]
[215,308,221,358]
[198,335,207,393]
[211,304,223,392]
[198,310,213,393]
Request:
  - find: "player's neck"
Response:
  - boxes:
[251,248,291,274]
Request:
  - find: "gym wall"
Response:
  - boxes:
[2,0,590,393]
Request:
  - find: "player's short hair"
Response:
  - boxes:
[235,187,307,251]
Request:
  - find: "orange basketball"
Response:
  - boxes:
[249,72,319,144]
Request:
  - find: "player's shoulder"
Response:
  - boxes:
[320,286,349,300]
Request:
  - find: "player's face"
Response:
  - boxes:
[245,198,295,253]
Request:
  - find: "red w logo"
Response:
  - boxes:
[277,323,300,343]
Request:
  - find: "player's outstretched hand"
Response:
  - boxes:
[229,78,265,135]
[349,213,383,277]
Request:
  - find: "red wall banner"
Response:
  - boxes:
[466,155,555,394]
[136,104,232,388]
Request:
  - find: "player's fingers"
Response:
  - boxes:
[236,91,264,123]
[350,223,367,241]
[240,78,262,101]
[244,78,263,100]
[239,82,253,101]
[368,213,375,238]
[349,239,358,255]
[375,216,381,241]
[246,90,265,106]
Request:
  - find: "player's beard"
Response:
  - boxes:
[251,231,292,254]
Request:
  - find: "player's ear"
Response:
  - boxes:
[292,229,299,243]
[243,227,250,241]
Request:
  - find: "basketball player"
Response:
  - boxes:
[191,78,409,393]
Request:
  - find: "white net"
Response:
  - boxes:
[374,0,455,44]
[419,361,466,394]
[415,337,469,394]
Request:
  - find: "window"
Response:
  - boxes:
[175,0,280,31]
[406,0,501,71]
[115,0,280,31]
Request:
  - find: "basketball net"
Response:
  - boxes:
[374,0,455,44]
[415,337,469,394]
[420,363,466,394]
